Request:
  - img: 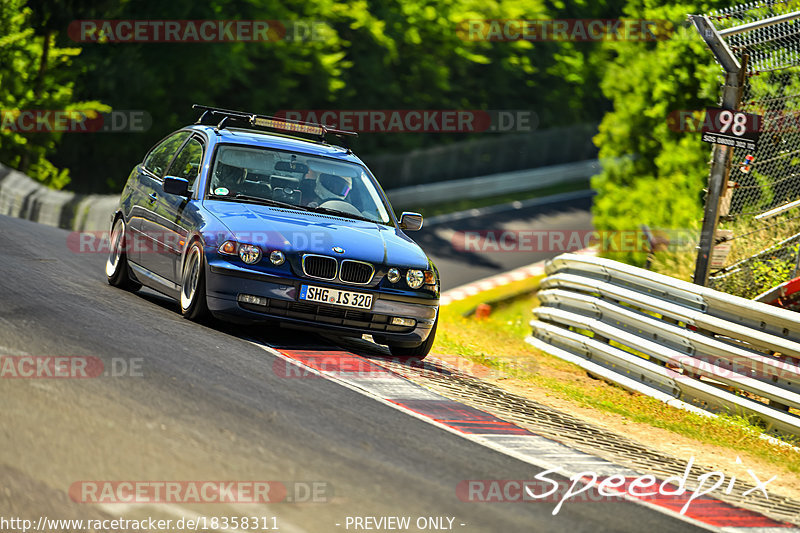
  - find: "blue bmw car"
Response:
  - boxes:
[106,105,439,357]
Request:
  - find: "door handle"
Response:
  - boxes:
[148,193,158,202]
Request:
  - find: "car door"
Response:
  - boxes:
[159,135,205,283]
[134,131,191,280]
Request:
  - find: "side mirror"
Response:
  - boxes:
[163,176,190,197]
[399,212,423,231]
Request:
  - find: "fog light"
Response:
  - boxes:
[239,244,262,264]
[270,250,285,265]
[391,317,416,327]
[238,294,267,306]
[387,267,400,283]
[406,269,424,289]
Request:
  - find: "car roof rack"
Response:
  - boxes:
[192,104,358,152]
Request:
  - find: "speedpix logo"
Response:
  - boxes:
[457,457,775,516]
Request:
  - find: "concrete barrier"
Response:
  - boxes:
[0,163,116,232]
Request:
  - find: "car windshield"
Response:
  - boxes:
[207,145,392,225]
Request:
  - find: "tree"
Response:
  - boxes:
[0,0,107,188]
[592,0,730,265]
[52,0,625,192]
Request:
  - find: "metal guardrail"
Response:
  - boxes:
[387,159,598,210]
[526,253,800,437]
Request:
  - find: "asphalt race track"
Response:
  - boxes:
[416,191,594,291]
[0,212,709,532]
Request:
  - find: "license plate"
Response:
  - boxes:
[299,285,373,310]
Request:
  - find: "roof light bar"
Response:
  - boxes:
[192,104,358,143]
[251,116,324,136]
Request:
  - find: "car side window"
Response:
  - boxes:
[143,131,190,178]
[166,137,204,190]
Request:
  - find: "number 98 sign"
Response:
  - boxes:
[700,107,762,151]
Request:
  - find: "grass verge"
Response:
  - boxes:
[433,276,800,476]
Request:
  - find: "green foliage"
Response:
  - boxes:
[4,0,651,196]
[592,0,728,265]
[50,0,624,192]
[0,0,108,188]
[751,250,797,298]
[711,242,800,299]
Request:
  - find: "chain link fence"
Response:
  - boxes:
[699,1,800,298]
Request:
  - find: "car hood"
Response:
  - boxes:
[204,200,429,268]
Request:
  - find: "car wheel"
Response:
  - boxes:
[388,316,438,360]
[106,217,141,291]
[180,241,210,321]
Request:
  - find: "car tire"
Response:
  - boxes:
[106,217,142,291]
[388,316,438,360]
[180,241,210,321]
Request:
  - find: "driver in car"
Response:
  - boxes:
[303,171,353,208]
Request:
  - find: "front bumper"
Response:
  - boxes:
[205,260,438,346]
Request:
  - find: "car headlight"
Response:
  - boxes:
[238,244,262,264]
[406,269,425,289]
[387,267,400,283]
[269,250,285,265]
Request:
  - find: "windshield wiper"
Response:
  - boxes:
[308,205,379,224]
[230,194,311,211]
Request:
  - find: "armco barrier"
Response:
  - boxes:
[387,159,598,210]
[527,253,800,437]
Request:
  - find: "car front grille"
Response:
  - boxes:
[340,260,374,284]
[238,297,413,333]
[301,255,374,285]
[302,255,337,280]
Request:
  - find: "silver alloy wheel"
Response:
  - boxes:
[105,219,124,278]
[181,245,201,311]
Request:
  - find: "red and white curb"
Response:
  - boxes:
[439,248,597,306]
[253,342,799,532]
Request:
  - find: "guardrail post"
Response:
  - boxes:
[690,16,745,286]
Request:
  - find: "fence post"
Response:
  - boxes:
[690,15,744,286]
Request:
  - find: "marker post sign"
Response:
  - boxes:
[700,107,762,151]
